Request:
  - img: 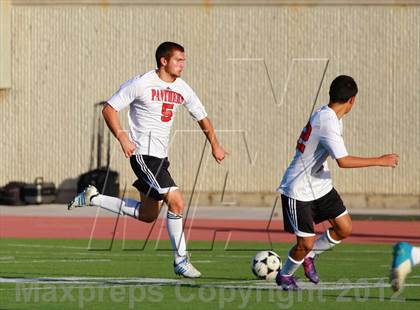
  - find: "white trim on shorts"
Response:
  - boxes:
[295,230,316,238]
[335,209,348,219]
[136,156,178,194]
[157,186,179,195]
[287,197,316,238]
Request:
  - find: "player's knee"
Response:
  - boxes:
[145,215,158,223]
[296,239,314,254]
[336,223,352,239]
[342,224,352,238]
[168,200,184,215]
[138,208,159,223]
[303,243,314,254]
[139,212,158,223]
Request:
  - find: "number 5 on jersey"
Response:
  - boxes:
[296,122,312,153]
[161,103,174,122]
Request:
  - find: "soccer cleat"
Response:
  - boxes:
[303,256,320,284]
[174,257,202,278]
[276,274,300,291]
[390,242,413,292]
[67,185,99,210]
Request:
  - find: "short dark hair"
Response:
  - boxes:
[155,42,184,68]
[329,75,358,103]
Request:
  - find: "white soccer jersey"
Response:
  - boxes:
[277,105,348,201]
[107,70,208,158]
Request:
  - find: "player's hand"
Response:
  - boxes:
[118,134,136,158]
[379,154,399,168]
[212,145,229,164]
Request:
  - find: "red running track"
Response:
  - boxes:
[1,216,420,244]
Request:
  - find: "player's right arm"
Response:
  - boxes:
[102,104,136,158]
[103,77,140,158]
[336,154,399,168]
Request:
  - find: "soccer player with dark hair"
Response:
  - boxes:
[276,75,399,290]
[68,42,227,278]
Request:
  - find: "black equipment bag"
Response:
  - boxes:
[77,102,120,196]
[0,182,26,205]
[77,168,119,197]
[23,177,56,204]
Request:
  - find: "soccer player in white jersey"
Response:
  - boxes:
[390,242,420,292]
[68,42,227,278]
[275,75,399,290]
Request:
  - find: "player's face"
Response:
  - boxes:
[164,50,185,78]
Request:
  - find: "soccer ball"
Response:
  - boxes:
[252,250,282,281]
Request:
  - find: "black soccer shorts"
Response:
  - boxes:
[281,188,347,237]
[130,154,178,201]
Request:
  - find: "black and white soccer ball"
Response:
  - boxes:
[252,250,282,281]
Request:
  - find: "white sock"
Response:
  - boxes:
[91,194,140,219]
[307,229,341,259]
[280,255,304,276]
[412,246,420,266]
[167,210,187,263]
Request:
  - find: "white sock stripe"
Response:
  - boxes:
[287,255,304,265]
[280,255,303,276]
[167,211,182,219]
[167,214,182,220]
[136,155,161,189]
[167,210,187,259]
[326,229,341,244]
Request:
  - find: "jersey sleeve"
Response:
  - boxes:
[319,117,349,160]
[183,85,208,121]
[107,77,142,112]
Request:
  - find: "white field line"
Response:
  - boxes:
[0,250,173,258]
[0,277,181,285]
[1,282,419,292]
[4,244,260,256]
[6,243,393,255]
[1,276,419,292]
[3,243,399,254]
[0,250,389,260]
[338,250,391,254]
[7,243,86,250]
[0,259,111,264]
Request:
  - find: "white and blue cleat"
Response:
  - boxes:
[174,256,202,278]
[390,242,413,292]
[67,185,99,210]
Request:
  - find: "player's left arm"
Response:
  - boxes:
[182,83,228,163]
[336,154,399,168]
[320,117,399,169]
[198,117,228,164]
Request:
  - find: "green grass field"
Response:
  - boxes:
[0,238,419,309]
